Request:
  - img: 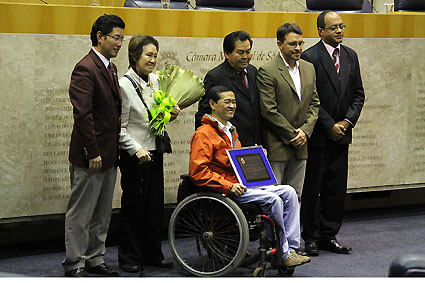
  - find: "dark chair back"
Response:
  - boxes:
[306,0,372,13]
[395,0,425,12]
[195,0,255,11]
[389,254,425,277]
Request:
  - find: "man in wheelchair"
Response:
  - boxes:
[189,85,311,271]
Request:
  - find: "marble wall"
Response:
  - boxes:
[0,33,424,220]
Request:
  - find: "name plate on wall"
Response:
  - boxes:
[0,34,424,220]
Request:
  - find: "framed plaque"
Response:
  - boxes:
[226,146,278,188]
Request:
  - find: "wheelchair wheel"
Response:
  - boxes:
[168,192,249,276]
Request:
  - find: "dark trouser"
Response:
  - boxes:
[300,144,349,242]
[118,150,165,267]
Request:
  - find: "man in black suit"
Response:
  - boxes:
[300,11,365,256]
[195,30,262,146]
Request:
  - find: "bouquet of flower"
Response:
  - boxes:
[149,65,205,136]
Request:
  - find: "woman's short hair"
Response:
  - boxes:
[128,34,159,69]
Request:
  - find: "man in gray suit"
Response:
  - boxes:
[257,23,319,200]
[62,14,125,277]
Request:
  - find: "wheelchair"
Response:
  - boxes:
[168,175,295,277]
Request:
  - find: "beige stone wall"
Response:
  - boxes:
[255,0,308,12]
[1,33,425,220]
[373,0,395,13]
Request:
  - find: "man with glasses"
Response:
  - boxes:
[195,31,262,147]
[257,23,319,201]
[63,14,125,277]
[300,11,365,256]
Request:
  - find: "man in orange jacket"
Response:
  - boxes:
[189,85,311,270]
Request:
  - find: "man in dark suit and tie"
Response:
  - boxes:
[257,23,319,200]
[195,30,262,146]
[62,14,125,277]
[300,11,365,256]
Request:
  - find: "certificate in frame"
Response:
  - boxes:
[226,146,277,188]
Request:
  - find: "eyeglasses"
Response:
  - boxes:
[324,24,346,32]
[106,34,125,42]
[286,41,305,47]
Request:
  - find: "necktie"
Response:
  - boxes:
[332,49,340,76]
[239,71,248,89]
[107,63,114,81]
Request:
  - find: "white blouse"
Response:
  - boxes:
[119,68,159,155]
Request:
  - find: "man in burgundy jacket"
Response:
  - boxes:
[62,14,125,277]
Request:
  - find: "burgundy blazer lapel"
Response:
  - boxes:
[88,50,121,101]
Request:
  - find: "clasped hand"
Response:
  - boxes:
[327,121,350,141]
[230,183,247,196]
[290,128,307,149]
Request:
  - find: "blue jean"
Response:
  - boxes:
[233,185,300,260]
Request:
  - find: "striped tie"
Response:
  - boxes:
[333,48,340,76]
[107,63,114,81]
[239,71,248,89]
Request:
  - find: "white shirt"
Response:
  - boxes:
[280,52,301,102]
[216,119,234,147]
[91,47,110,68]
[322,40,340,67]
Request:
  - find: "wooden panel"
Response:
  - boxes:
[1,3,425,38]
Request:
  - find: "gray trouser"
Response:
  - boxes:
[62,163,117,271]
[271,159,307,200]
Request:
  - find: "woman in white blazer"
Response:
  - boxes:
[117,35,180,276]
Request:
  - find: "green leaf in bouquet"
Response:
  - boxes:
[149,89,175,136]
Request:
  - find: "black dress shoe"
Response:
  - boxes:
[304,241,320,256]
[119,264,140,273]
[87,263,120,277]
[319,239,352,254]
[146,260,174,268]
[64,267,89,277]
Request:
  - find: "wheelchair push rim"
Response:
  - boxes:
[168,192,249,276]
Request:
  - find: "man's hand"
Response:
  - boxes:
[136,148,151,164]
[290,128,307,149]
[230,183,247,196]
[337,120,350,132]
[170,105,181,121]
[89,156,102,172]
[327,123,347,141]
